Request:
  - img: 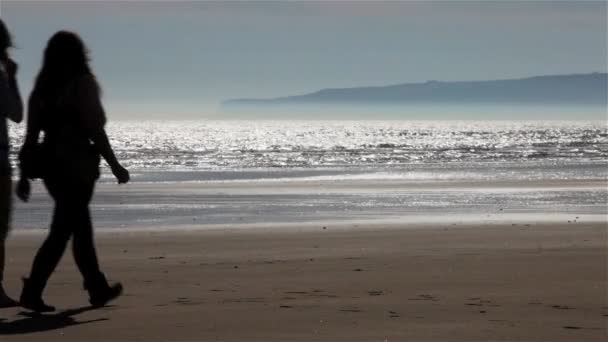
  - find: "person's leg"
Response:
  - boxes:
[20,179,72,311]
[71,180,122,307]
[71,182,103,284]
[27,202,72,285]
[0,171,17,307]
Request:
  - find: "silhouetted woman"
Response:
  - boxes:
[17,31,129,312]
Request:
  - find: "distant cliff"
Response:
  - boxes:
[223,73,607,108]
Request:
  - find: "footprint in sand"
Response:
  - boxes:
[314,293,338,298]
[408,294,437,301]
[551,305,572,310]
[368,290,383,296]
[264,259,287,264]
[223,298,264,303]
[283,290,337,299]
[173,297,203,305]
[209,288,236,293]
[466,297,499,307]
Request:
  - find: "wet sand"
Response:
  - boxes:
[0,221,606,341]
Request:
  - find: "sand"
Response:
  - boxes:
[0,221,605,341]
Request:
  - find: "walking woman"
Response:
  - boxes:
[17,31,129,312]
[0,19,23,307]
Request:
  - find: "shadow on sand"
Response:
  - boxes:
[0,306,110,335]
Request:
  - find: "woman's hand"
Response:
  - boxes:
[111,164,130,184]
[16,177,30,202]
[5,58,17,80]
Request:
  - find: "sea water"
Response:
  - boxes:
[9,120,608,230]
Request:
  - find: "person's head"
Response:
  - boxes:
[33,31,97,99]
[0,19,13,60]
[41,31,91,77]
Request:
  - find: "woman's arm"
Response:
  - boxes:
[23,94,41,147]
[16,94,42,202]
[92,130,118,167]
[79,75,129,183]
[0,59,23,123]
[94,130,129,184]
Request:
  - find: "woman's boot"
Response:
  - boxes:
[85,273,123,308]
[19,277,55,312]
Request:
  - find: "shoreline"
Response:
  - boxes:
[10,213,607,235]
[12,176,608,231]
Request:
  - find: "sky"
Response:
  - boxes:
[0,0,606,119]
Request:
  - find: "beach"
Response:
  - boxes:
[1,119,606,340]
[2,0,606,338]
[1,219,606,341]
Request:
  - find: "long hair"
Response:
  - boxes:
[0,19,13,61]
[32,31,99,104]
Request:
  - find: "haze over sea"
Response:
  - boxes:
[9,119,608,230]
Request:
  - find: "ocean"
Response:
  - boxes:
[8,120,608,230]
